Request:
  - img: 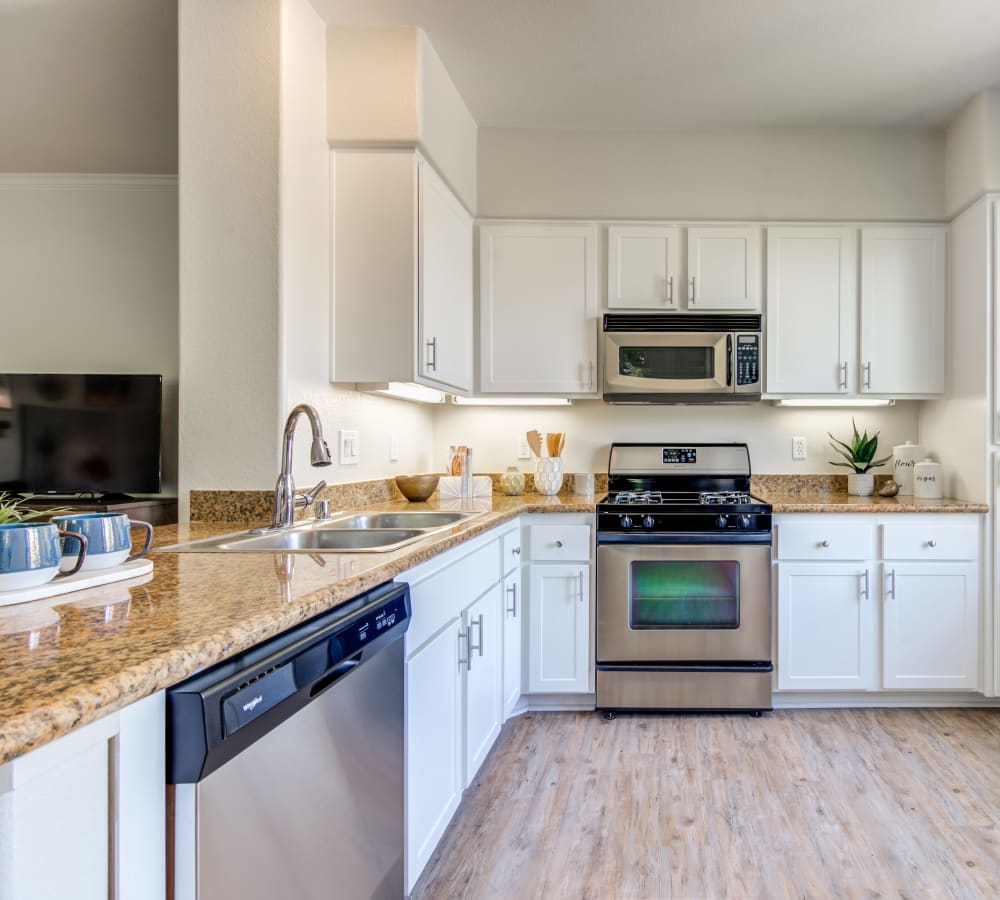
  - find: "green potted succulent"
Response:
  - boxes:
[0,492,67,524]
[828,419,891,497]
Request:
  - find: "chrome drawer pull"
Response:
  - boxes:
[555,539,564,548]
[820,540,830,548]
[666,275,674,304]
[860,569,870,600]
[506,582,518,617]
[470,613,484,657]
[887,569,896,599]
[927,539,937,548]
[512,546,521,555]
[458,629,471,671]
[426,336,438,371]
[839,361,848,391]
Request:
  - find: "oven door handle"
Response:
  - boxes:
[597,531,773,546]
[726,334,733,387]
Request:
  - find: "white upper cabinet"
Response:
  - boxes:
[859,228,946,395]
[480,223,599,395]
[607,225,680,309]
[419,162,474,391]
[686,226,760,310]
[331,150,473,394]
[766,228,857,394]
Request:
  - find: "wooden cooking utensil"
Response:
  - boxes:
[546,433,557,458]
[527,430,542,458]
[555,433,565,457]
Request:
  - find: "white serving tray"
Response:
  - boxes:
[0,559,154,609]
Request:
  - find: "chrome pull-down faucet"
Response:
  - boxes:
[270,404,333,529]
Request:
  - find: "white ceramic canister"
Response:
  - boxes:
[912,458,943,499]
[892,440,923,495]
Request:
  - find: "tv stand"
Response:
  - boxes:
[24,495,178,526]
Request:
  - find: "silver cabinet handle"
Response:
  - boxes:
[426,336,438,371]
[458,628,471,671]
[887,568,896,599]
[862,362,871,390]
[821,540,831,548]
[839,361,848,391]
[578,570,585,602]
[512,546,521,556]
[927,539,937,548]
[666,275,674,304]
[472,613,484,657]
[555,539,564,548]
[689,275,696,305]
[506,582,518,617]
[588,360,595,390]
[860,569,870,600]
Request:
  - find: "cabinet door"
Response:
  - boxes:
[860,228,946,395]
[686,226,760,310]
[526,564,590,694]
[480,224,599,395]
[418,162,473,393]
[766,228,857,393]
[502,572,523,720]
[405,619,463,891]
[464,585,503,784]
[882,562,979,690]
[607,225,680,309]
[777,563,877,691]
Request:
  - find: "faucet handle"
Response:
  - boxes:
[295,480,327,510]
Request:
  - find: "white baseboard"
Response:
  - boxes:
[773,691,1000,709]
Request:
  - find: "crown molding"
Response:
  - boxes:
[0,173,177,191]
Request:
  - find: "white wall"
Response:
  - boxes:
[434,402,919,477]
[0,176,179,493]
[945,89,1000,216]
[478,127,944,221]
[327,25,477,211]
[281,0,435,486]
[919,198,992,502]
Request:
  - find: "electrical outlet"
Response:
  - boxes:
[389,433,400,462]
[792,436,807,460]
[339,429,360,465]
[518,439,532,460]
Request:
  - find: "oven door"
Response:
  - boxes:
[597,542,771,662]
[603,331,732,397]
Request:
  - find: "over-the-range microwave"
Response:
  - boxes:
[603,314,763,404]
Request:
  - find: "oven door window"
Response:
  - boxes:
[618,346,715,381]
[629,560,740,629]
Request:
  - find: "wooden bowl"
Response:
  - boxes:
[395,474,440,502]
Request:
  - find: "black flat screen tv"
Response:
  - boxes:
[0,374,162,497]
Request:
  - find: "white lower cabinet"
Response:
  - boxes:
[526,563,590,694]
[777,562,876,690]
[882,562,979,689]
[0,691,165,900]
[775,513,982,695]
[464,584,504,782]
[502,571,523,719]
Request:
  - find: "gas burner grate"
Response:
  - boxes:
[699,491,753,505]
[609,490,665,505]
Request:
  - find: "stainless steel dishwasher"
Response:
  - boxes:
[166,580,410,900]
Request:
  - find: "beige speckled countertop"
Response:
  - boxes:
[0,485,987,764]
[0,494,593,765]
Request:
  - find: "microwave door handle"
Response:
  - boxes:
[726,334,733,387]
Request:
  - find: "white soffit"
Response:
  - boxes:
[315,0,1000,130]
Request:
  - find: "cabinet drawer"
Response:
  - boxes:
[528,524,591,561]
[406,540,500,652]
[882,521,978,560]
[777,521,874,560]
[501,527,522,575]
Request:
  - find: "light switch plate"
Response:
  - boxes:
[389,433,400,462]
[339,429,360,465]
[518,439,532,460]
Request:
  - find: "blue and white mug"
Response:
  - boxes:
[0,522,89,591]
[51,513,153,572]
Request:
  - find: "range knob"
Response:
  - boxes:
[620,515,633,529]
[716,515,729,529]
[642,515,656,530]
[739,514,752,529]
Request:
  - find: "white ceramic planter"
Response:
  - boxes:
[534,458,564,495]
[847,473,875,496]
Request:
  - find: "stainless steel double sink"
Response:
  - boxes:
[159,510,483,554]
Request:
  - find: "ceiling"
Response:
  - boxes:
[316,0,1000,130]
[0,0,177,173]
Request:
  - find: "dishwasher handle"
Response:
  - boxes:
[309,656,360,697]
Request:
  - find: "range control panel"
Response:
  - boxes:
[662,448,697,464]
[736,335,760,386]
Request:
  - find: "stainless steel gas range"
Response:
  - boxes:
[596,443,773,714]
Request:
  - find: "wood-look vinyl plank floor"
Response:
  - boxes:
[411,709,1000,900]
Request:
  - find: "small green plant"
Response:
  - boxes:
[0,492,69,525]
[828,419,892,474]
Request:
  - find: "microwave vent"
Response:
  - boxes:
[603,313,762,333]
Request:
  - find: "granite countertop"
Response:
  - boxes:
[0,485,988,764]
[0,493,594,766]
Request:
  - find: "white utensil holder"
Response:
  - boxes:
[535,458,564,496]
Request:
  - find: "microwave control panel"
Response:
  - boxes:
[735,335,760,386]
